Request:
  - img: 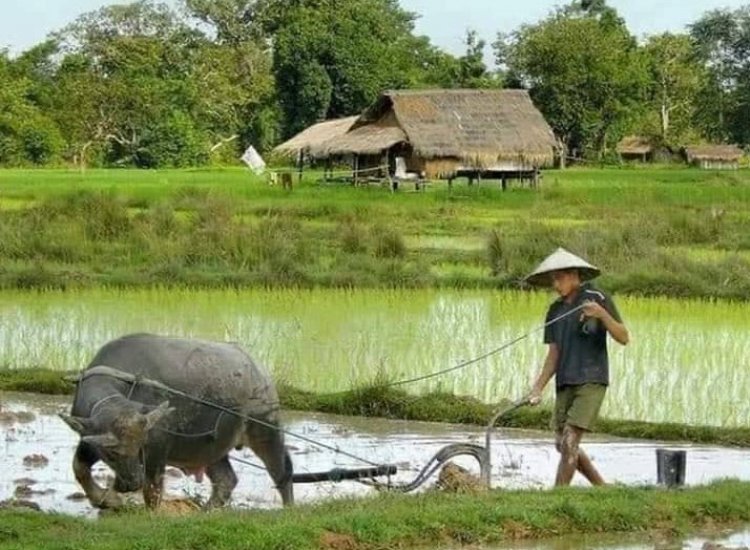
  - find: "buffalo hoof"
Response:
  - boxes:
[95,491,124,510]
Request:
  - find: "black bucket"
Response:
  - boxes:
[656,449,687,487]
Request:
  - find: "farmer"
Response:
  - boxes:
[526,248,629,486]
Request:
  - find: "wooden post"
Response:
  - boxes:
[297,151,304,185]
[353,155,359,186]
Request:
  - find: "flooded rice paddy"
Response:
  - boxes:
[2,392,749,518]
[0,288,748,427]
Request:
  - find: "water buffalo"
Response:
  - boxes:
[60,333,294,510]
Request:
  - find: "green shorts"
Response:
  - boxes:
[552,383,607,433]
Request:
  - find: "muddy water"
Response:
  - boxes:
[2,392,750,521]
[477,527,750,549]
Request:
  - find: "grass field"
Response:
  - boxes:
[0,166,749,430]
[0,166,749,298]
[1,167,749,543]
[1,482,749,550]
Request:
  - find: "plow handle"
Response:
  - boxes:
[292,465,397,484]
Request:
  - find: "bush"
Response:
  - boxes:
[339,218,368,254]
[373,226,406,259]
[136,111,209,168]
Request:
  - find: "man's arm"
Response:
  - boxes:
[529,343,559,405]
[582,301,629,345]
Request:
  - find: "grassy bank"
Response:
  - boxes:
[1,167,750,299]
[4,368,750,447]
[1,481,749,549]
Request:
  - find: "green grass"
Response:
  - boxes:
[1,481,749,549]
[0,167,749,298]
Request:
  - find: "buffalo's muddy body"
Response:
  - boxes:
[61,333,293,509]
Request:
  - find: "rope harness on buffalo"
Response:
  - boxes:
[67,304,583,492]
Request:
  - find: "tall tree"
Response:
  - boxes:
[496,1,648,157]
[642,33,703,145]
[53,1,204,166]
[456,30,500,89]
[690,7,750,145]
[51,0,276,165]
[270,0,431,136]
[0,49,63,165]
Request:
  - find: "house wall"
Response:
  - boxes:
[693,159,739,170]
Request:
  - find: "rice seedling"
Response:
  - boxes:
[0,288,746,427]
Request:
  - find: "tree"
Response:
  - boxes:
[271,0,433,136]
[184,0,266,44]
[52,1,201,165]
[690,7,750,145]
[0,49,64,166]
[456,30,500,89]
[497,2,648,158]
[49,0,277,166]
[641,33,703,146]
[182,0,281,152]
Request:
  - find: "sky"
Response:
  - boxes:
[1,0,748,59]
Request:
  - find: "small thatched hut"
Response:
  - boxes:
[322,89,560,181]
[683,145,743,170]
[273,116,358,160]
[617,136,654,163]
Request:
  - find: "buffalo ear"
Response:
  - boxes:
[59,414,95,435]
[143,401,174,431]
[81,433,121,449]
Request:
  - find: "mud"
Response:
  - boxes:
[479,527,750,549]
[1,391,749,519]
[437,462,485,494]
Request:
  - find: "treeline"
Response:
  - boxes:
[1,0,749,168]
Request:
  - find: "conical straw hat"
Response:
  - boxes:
[525,247,600,286]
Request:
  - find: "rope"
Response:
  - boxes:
[344,303,586,391]
[68,304,583,484]
[227,453,267,472]
[73,367,381,469]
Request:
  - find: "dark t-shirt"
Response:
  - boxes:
[543,283,623,388]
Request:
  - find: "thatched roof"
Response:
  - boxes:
[324,124,407,156]
[684,145,743,162]
[348,89,559,167]
[617,136,653,155]
[273,116,358,158]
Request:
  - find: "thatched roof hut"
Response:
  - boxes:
[273,116,358,159]
[322,89,559,178]
[683,145,743,170]
[617,136,654,161]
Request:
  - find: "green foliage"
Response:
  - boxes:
[372,226,406,259]
[271,0,430,136]
[639,33,705,147]
[0,167,749,298]
[690,6,750,145]
[498,2,649,157]
[2,482,750,549]
[0,51,64,166]
[137,111,208,168]
[3,0,750,168]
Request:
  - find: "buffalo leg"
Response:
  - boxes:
[205,456,238,508]
[142,453,166,510]
[73,442,123,509]
[244,420,294,505]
